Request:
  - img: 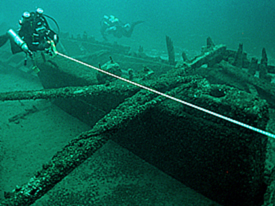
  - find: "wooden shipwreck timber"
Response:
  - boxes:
[1,34,275,206]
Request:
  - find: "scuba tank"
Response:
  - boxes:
[6,29,31,55]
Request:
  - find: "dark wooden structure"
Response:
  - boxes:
[0,34,273,206]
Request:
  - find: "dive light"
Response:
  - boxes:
[7,29,30,54]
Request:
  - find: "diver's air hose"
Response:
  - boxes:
[44,14,60,35]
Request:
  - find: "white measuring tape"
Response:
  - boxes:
[57,52,275,139]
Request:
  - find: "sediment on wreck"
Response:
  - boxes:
[110,77,269,206]
[1,33,272,205]
[195,60,275,109]
[36,42,268,205]
[1,74,269,206]
[0,88,161,206]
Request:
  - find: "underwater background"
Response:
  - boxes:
[0,0,274,60]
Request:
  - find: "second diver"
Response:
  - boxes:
[100,15,144,41]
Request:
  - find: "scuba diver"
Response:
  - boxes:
[100,15,144,41]
[0,8,59,60]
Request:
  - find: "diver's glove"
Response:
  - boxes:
[21,44,33,57]
[45,40,57,57]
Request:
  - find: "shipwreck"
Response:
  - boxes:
[1,28,275,206]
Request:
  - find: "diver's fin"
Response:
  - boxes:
[124,21,145,37]
[0,34,9,47]
[132,20,145,28]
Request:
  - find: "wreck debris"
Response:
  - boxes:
[248,57,258,76]
[181,51,188,62]
[261,48,268,65]
[0,75,187,102]
[189,44,226,69]
[1,30,275,205]
[195,60,275,108]
[0,85,134,102]
[206,37,215,49]
[109,56,114,64]
[234,43,244,68]
[259,48,271,82]
[128,68,134,80]
[140,66,154,80]
[0,88,160,206]
[2,128,110,206]
[176,42,226,71]
[201,37,215,54]
[0,73,269,206]
[96,58,122,84]
[165,35,176,66]
[8,105,38,124]
[138,45,143,53]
